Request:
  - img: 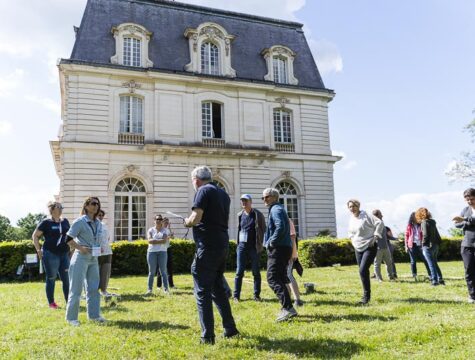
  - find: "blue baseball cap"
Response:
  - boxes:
[240,194,252,201]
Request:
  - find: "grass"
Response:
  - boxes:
[0,261,474,359]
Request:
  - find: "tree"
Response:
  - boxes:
[0,215,13,241]
[448,227,463,237]
[446,117,475,184]
[17,213,47,240]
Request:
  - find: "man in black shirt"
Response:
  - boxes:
[184,166,239,345]
[233,194,266,302]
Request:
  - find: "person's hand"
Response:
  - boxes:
[36,249,43,260]
[453,216,464,223]
[184,218,193,228]
[405,247,408,253]
[292,255,298,261]
[79,246,91,255]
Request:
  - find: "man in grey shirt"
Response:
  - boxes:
[372,210,396,281]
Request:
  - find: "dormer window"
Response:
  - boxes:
[184,22,236,78]
[262,45,298,85]
[201,42,220,75]
[111,23,153,68]
[123,37,141,67]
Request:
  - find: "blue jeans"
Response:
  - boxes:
[66,251,101,321]
[233,244,261,299]
[147,251,168,291]
[422,245,443,283]
[408,244,431,277]
[42,249,70,304]
[191,247,237,340]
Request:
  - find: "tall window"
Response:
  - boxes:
[120,96,143,134]
[201,42,220,75]
[277,182,299,236]
[273,56,288,84]
[114,177,147,241]
[273,109,292,143]
[202,102,223,139]
[123,37,141,67]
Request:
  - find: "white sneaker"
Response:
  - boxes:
[90,316,107,323]
[276,307,298,322]
[144,289,153,296]
[468,298,475,304]
[101,291,112,297]
[68,320,80,327]
[163,289,171,295]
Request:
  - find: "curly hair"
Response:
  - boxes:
[415,207,431,223]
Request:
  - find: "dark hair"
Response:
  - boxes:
[98,210,105,216]
[463,188,475,198]
[80,197,101,219]
[407,212,416,225]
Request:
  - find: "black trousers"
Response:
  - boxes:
[191,247,237,340]
[461,246,475,300]
[156,248,174,288]
[355,245,378,300]
[266,246,292,310]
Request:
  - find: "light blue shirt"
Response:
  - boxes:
[67,215,103,248]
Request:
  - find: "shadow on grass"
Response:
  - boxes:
[116,294,156,302]
[169,289,194,296]
[111,320,190,331]
[310,299,356,307]
[295,313,397,323]
[247,335,365,358]
[401,297,461,304]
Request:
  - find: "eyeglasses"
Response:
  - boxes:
[90,202,99,206]
[261,195,271,200]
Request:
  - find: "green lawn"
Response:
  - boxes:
[1,261,474,359]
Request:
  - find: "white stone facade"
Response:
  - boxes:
[51,62,340,240]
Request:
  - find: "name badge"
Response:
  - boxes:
[239,231,248,243]
[92,246,101,257]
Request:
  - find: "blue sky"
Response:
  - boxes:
[0,0,473,237]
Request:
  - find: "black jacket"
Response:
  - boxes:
[455,206,475,247]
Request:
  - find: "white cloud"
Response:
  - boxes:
[0,69,25,97]
[0,185,59,225]
[308,39,343,75]
[0,121,12,136]
[336,191,465,238]
[25,95,61,115]
[342,160,358,170]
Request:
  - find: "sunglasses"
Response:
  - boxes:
[155,218,163,222]
[50,204,63,210]
[90,201,99,206]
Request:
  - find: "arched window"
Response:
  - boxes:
[276,181,299,236]
[201,42,220,75]
[120,96,143,134]
[114,177,146,241]
[123,37,141,67]
[273,56,288,84]
[273,109,292,143]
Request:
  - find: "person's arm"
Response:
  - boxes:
[184,208,203,227]
[289,220,297,260]
[454,208,474,228]
[266,207,286,247]
[147,229,167,245]
[31,229,43,260]
[372,215,384,240]
[65,235,90,254]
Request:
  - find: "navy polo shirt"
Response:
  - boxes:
[37,218,70,254]
[192,183,230,250]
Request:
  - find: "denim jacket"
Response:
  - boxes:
[264,203,291,249]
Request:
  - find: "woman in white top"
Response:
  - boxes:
[347,199,383,305]
[146,214,169,295]
[97,210,113,296]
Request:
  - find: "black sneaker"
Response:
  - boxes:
[224,328,240,338]
[253,296,262,302]
[200,337,215,345]
[358,297,370,305]
[439,280,446,286]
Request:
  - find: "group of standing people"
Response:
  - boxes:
[32,197,114,325]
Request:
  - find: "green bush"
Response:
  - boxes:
[0,237,465,280]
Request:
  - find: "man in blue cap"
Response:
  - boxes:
[233,194,266,302]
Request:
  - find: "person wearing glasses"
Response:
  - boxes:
[64,197,105,326]
[32,201,70,309]
[156,217,175,289]
[146,214,169,295]
[347,199,383,305]
[97,210,113,296]
[262,187,297,322]
[184,166,239,345]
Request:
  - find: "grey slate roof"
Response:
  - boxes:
[67,0,328,91]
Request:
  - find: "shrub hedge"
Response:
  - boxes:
[0,237,464,280]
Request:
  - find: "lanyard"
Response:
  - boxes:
[56,219,63,246]
[86,220,99,245]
